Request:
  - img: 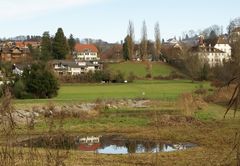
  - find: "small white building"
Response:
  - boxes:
[74,44,100,61]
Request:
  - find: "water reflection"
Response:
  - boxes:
[18,135,197,154]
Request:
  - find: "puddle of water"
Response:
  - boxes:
[17,135,197,154]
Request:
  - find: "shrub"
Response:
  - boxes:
[145,73,152,79]
[13,80,26,99]
[114,70,125,83]
[20,63,59,99]
[194,88,207,95]
[127,72,135,83]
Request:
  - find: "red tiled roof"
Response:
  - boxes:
[15,41,40,48]
[15,42,25,48]
[75,44,98,53]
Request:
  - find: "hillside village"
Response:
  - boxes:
[0,25,239,78]
[0,14,240,165]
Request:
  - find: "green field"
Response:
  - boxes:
[107,61,181,78]
[14,80,210,104]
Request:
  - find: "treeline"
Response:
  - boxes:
[30,28,76,61]
[122,20,162,61]
[59,70,135,83]
[0,63,59,99]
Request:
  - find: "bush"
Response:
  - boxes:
[114,70,125,83]
[145,73,152,79]
[19,63,59,99]
[194,88,207,95]
[13,80,25,99]
[127,72,135,83]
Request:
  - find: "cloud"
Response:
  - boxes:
[0,0,106,21]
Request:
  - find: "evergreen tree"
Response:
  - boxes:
[40,31,52,60]
[123,35,132,60]
[28,45,41,60]
[52,28,69,59]
[68,34,76,55]
[21,63,59,98]
[207,30,218,46]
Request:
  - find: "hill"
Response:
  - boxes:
[106,61,183,79]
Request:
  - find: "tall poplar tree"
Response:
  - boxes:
[140,20,148,60]
[154,22,161,61]
[123,35,132,60]
[127,20,135,60]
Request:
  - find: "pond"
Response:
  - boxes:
[17,135,197,154]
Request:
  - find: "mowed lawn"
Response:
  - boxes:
[107,61,181,78]
[55,80,209,101]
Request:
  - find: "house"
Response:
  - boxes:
[214,37,231,57]
[76,61,101,73]
[0,41,31,62]
[52,60,82,76]
[74,44,100,61]
[12,64,23,75]
[229,27,240,43]
[15,41,40,50]
[51,60,101,76]
[191,36,231,67]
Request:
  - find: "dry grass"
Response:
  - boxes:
[177,93,208,116]
[0,89,239,165]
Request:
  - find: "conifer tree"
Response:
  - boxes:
[40,31,52,60]
[52,28,69,59]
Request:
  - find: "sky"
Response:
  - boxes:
[0,0,239,43]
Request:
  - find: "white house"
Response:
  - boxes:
[74,44,100,61]
[191,36,231,67]
[52,60,101,76]
[214,37,231,57]
[52,60,82,75]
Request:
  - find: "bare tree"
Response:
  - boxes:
[140,20,148,60]
[127,20,135,60]
[228,17,240,34]
[154,22,161,61]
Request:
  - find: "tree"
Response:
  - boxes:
[127,20,135,60]
[154,22,161,61]
[68,34,76,56]
[147,40,155,60]
[21,63,59,98]
[227,17,240,35]
[40,31,52,60]
[28,45,41,60]
[231,36,240,66]
[206,30,218,46]
[182,47,202,81]
[202,25,221,37]
[140,20,148,60]
[123,35,132,60]
[52,28,69,59]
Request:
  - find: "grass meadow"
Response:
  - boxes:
[106,61,181,78]
[14,80,210,104]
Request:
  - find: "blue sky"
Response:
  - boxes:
[0,0,239,43]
